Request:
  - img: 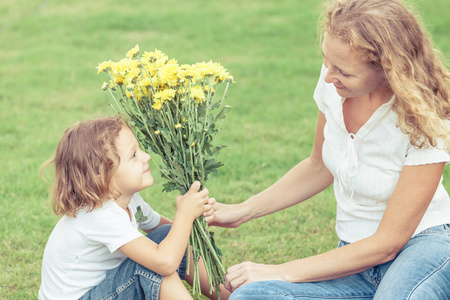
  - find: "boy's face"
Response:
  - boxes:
[113,126,154,199]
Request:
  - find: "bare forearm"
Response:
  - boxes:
[225,233,406,291]
[134,213,193,276]
[158,212,192,254]
[241,156,333,223]
[279,235,399,283]
[119,214,193,276]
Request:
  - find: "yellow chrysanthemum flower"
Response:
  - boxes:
[178,64,198,81]
[137,88,149,99]
[115,75,124,85]
[123,68,140,86]
[142,49,166,61]
[226,75,235,83]
[190,86,206,103]
[158,63,179,88]
[97,60,114,74]
[139,77,152,88]
[196,61,216,77]
[154,56,169,69]
[126,44,140,58]
[140,60,157,78]
[152,100,162,110]
[154,89,176,103]
[113,58,138,75]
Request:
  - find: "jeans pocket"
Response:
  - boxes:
[418,223,450,236]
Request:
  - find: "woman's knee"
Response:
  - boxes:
[407,258,450,300]
[230,281,291,300]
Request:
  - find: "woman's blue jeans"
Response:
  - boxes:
[230,224,450,299]
[80,224,186,300]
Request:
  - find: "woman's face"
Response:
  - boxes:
[322,32,387,99]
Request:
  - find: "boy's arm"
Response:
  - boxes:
[142,215,173,233]
[120,182,208,277]
[120,212,194,276]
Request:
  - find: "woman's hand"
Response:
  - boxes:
[202,197,216,220]
[206,200,247,228]
[176,181,210,222]
[225,262,283,292]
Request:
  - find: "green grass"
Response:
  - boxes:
[0,0,448,298]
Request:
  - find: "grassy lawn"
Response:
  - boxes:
[0,0,448,298]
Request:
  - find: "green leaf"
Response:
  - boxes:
[214,105,231,121]
[204,158,223,171]
[162,182,177,193]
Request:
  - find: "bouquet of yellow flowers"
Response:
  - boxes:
[97,45,233,298]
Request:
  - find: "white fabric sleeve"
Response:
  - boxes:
[85,205,144,253]
[405,139,450,166]
[132,193,161,231]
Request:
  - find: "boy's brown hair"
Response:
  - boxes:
[41,116,127,217]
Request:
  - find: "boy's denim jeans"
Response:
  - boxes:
[80,224,186,300]
[231,224,450,300]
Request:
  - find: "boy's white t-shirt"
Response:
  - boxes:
[38,193,161,300]
[313,64,450,243]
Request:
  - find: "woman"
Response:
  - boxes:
[206,0,450,298]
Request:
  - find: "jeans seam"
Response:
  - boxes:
[101,278,135,300]
[416,223,450,236]
[407,257,450,299]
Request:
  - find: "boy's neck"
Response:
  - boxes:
[114,194,133,221]
[115,193,133,210]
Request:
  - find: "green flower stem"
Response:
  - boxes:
[137,56,156,95]
[150,59,161,88]
[106,87,125,115]
[194,217,226,274]
[129,96,174,179]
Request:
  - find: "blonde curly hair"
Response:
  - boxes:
[41,116,127,217]
[319,0,449,151]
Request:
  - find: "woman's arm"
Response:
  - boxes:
[119,182,209,277]
[225,162,445,291]
[207,112,334,228]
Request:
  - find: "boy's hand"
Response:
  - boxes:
[176,181,210,221]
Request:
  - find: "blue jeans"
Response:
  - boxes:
[230,224,450,299]
[80,224,187,300]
